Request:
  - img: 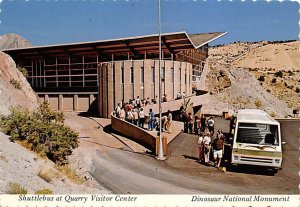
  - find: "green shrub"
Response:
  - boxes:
[10,79,22,90]
[56,164,84,184]
[35,189,53,194]
[17,66,28,78]
[271,78,277,83]
[257,76,265,82]
[296,87,300,93]
[6,182,27,194]
[0,101,79,165]
[274,71,283,78]
[254,100,262,108]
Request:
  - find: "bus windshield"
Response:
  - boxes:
[236,123,279,146]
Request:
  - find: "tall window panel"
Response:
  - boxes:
[151,66,155,84]
[130,66,134,84]
[140,67,144,84]
[170,67,174,83]
[121,65,124,84]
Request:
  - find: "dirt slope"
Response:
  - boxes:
[0,51,39,115]
[0,33,32,50]
[203,41,299,117]
[0,132,108,194]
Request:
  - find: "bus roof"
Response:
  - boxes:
[237,109,279,125]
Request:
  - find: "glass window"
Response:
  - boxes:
[121,66,124,84]
[130,67,134,84]
[236,123,279,146]
[151,66,155,83]
[179,68,181,83]
[170,67,174,83]
[161,67,165,81]
[140,67,144,83]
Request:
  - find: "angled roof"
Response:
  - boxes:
[3,31,226,59]
[189,32,227,48]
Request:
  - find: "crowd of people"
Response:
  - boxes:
[113,96,173,133]
[198,130,225,169]
[180,112,226,169]
[181,112,215,136]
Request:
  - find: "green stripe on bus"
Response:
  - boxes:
[232,148,282,157]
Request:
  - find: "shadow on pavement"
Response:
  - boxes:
[103,124,155,158]
[82,139,155,158]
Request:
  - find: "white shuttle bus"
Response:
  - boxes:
[231,109,283,173]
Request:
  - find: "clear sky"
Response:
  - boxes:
[0,0,298,46]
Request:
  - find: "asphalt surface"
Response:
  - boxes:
[92,118,299,194]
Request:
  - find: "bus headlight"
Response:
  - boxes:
[233,155,239,161]
[274,159,280,164]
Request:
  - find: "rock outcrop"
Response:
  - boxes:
[0,51,39,115]
[202,41,299,117]
[0,33,32,50]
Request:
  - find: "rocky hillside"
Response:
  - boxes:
[0,132,108,194]
[203,41,299,117]
[0,51,39,115]
[0,43,108,193]
[0,33,32,50]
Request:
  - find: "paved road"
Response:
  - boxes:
[91,118,299,194]
[65,113,299,194]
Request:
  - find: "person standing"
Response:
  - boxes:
[115,103,121,118]
[229,115,236,135]
[133,109,139,125]
[148,108,155,131]
[195,116,201,135]
[187,113,194,134]
[198,132,204,163]
[119,107,126,120]
[207,116,215,136]
[212,132,224,168]
[165,110,172,133]
[139,108,145,128]
[135,96,141,108]
[126,109,134,123]
[203,132,211,165]
[200,114,206,132]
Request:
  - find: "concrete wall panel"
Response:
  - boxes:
[78,96,89,112]
[63,96,74,111]
[48,95,59,111]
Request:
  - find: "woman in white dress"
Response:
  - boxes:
[203,132,211,164]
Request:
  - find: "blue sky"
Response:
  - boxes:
[0,0,298,46]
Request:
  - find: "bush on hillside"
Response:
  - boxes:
[35,189,53,194]
[0,101,79,165]
[274,71,283,78]
[254,100,262,108]
[17,66,28,78]
[257,76,265,82]
[10,79,22,90]
[271,78,277,83]
[296,87,300,93]
[6,182,28,194]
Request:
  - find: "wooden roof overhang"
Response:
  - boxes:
[4,32,195,59]
[3,31,227,59]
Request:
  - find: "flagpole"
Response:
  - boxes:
[157,0,165,160]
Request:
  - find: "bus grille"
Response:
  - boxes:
[240,156,273,163]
